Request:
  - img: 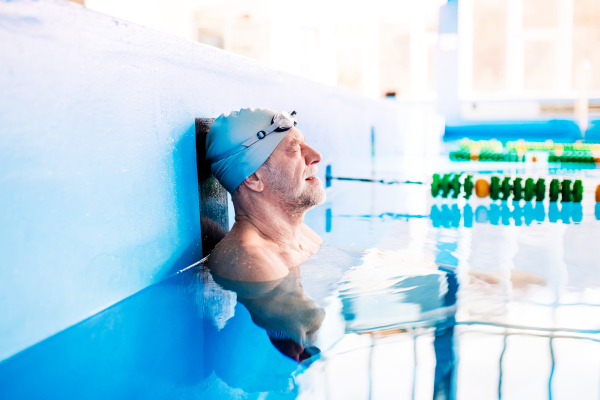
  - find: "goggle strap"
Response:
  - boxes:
[207,122,281,163]
[206,145,246,164]
[206,112,295,164]
[243,121,280,146]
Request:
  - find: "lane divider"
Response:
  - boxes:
[431,173,587,203]
[325,165,423,187]
[324,165,599,203]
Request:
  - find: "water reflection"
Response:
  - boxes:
[328,201,590,230]
[211,271,324,363]
[431,202,584,227]
[433,265,458,400]
[296,243,551,400]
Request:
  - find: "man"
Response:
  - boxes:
[205,108,325,282]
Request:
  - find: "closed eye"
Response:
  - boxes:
[287,139,302,152]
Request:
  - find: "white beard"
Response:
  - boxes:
[263,162,326,213]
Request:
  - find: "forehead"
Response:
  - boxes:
[282,128,304,146]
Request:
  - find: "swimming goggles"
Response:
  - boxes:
[207,110,297,163]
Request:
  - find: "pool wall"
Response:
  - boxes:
[0,0,408,362]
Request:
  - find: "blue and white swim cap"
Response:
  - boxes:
[206,108,295,193]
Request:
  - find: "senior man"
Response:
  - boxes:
[205,108,325,282]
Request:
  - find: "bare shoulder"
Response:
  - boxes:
[207,229,289,282]
[300,223,323,246]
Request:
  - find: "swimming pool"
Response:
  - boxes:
[1,155,599,400]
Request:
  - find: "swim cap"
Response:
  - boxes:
[206,108,291,193]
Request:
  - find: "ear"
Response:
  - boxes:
[242,172,265,193]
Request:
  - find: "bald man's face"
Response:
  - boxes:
[258,128,325,211]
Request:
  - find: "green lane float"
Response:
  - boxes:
[513,177,524,201]
[536,179,546,202]
[573,180,584,203]
[490,176,500,201]
[524,178,535,201]
[549,179,560,202]
[500,177,512,200]
[561,179,572,202]
[451,174,461,199]
[441,174,451,198]
[431,174,441,197]
[463,176,474,199]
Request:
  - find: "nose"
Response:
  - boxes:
[303,143,322,166]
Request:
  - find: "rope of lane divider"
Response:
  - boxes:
[325,165,426,187]
[330,176,424,185]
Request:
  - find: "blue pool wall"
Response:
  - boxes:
[0,0,404,362]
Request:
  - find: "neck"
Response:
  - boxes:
[234,193,307,248]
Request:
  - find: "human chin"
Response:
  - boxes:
[314,183,326,205]
[302,178,326,206]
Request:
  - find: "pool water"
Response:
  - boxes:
[298,157,600,400]
[1,156,600,400]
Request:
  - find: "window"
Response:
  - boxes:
[472,0,507,93]
[572,0,600,91]
[464,0,600,98]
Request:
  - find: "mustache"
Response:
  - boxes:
[304,167,318,179]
